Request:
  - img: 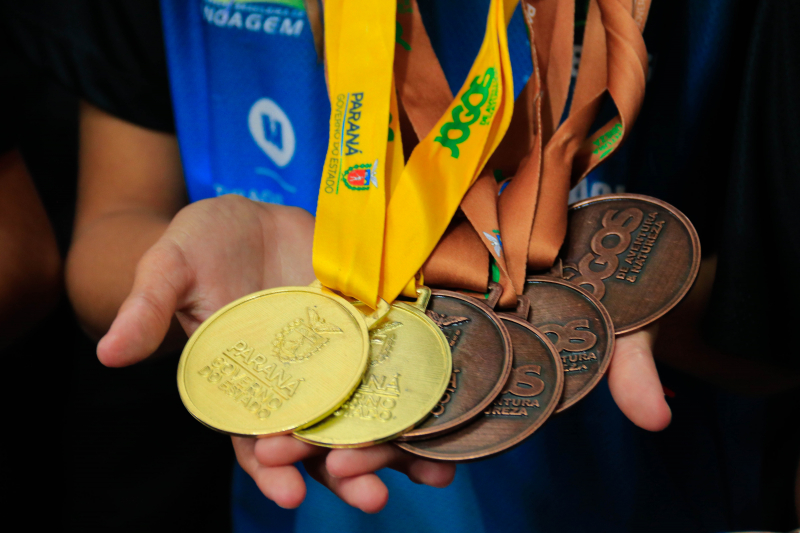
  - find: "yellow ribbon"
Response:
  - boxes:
[380,0,516,303]
[315,0,517,307]
[313,0,396,307]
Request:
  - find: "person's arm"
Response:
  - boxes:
[65,101,186,341]
[605,255,800,437]
[0,148,62,347]
[653,256,800,395]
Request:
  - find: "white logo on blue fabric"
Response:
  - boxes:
[214,183,285,205]
[202,1,305,37]
[256,167,297,193]
[249,98,296,168]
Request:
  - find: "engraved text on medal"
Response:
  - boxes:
[197,340,303,420]
[561,208,667,297]
[540,319,599,374]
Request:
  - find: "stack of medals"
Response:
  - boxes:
[177,0,515,445]
[176,0,702,460]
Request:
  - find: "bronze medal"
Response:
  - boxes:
[397,314,562,461]
[523,276,614,412]
[399,290,512,441]
[554,194,701,334]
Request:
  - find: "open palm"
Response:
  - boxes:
[96,194,454,512]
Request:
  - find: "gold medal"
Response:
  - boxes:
[177,286,371,437]
[294,288,452,448]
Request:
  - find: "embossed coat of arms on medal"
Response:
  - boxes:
[369,321,403,366]
[273,308,343,363]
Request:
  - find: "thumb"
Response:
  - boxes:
[606,325,672,432]
[97,242,190,367]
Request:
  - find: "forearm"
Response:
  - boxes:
[0,149,62,346]
[654,256,800,394]
[66,210,170,340]
[70,101,187,342]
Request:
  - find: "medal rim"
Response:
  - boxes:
[524,275,616,412]
[396,316,563,461]
[177,285,370,437]
[292,300,453,448]
[399,289,513,441]
[565,193,701,334]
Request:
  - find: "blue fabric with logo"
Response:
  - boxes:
[160,1,765,531]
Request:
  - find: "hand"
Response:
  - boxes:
[606,324,672,432]
[97,194,315,367]
[233,436,455,512]
[605,257,718,433]
[605,255,800,433]
[97,194,454,512]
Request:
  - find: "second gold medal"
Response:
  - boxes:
[295,288,452,447]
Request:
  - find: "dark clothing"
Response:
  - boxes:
[3,0,173,133]
[1,16,233,533]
